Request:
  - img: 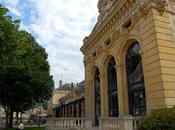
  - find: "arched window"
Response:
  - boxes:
[107,57,119,117]
[94,68,101,126]
[126,41,146,116]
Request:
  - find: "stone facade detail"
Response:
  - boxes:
[81,0,175,126]
[152,0,166,14]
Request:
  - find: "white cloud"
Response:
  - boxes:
[1,0,99,88]
[0,0,21,16]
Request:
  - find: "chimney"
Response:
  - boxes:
[59,73,63,87]
[59,80,62,87]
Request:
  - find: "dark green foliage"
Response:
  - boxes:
[0,4,54,128]
[6,127,44,130]
[138,106,175,130]
[40,100,48,110]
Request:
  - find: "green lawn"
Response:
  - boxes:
[6,127,44,130]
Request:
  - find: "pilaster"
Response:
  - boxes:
[84,65,93,119]
[99,71,108,117]
[116,63,125,116]
[152,2,175,108]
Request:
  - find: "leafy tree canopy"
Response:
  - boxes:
[0,4,54,128]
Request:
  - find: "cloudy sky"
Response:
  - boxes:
[0,0,99,87]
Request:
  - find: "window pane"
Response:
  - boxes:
[107,57,119,117]
[94,68,101,126]
[126,42,146,116]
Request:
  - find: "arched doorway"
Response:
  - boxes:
[126,41,146,116]
[94,68,101,126]
[107,57,119,117]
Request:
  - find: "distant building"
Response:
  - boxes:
[47,82,71,116]
[53,81,85,118]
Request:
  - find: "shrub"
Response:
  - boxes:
[138,106,175,130]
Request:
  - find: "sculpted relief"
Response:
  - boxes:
[98,0,117,23]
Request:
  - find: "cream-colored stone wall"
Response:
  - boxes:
[52,90,70,106]
[58,86,85,104]
[47,90,70,116]
[81,0,175,125]
[157,0,175,108]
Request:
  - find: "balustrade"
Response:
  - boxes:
[45,118,92,130]
[132,116,143,130]
[100,116,143,130]
[45,116,142,130]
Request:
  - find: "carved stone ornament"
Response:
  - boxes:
[138,0,167,16]
[151,0,166,14]
[137,0,148,15]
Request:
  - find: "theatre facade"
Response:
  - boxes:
[46,0,175,130]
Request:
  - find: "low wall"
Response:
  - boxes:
[45,116,142,130]
[45,118,92,130]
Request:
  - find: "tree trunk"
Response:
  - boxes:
[20,112,23,122]
[3,105,9,128]
[16,111,19,124]
[8,107,14,128]
[5,110,9,128]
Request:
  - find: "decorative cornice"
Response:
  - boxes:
[81,0,128,52]
[81,0,168,56]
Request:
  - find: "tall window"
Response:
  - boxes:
[107,57,119,117]
[126,42,146,116]
[94,68,101,126]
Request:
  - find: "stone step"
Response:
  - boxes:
[92,127,100,130]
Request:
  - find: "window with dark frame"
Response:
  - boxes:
[105,38,111,46]
[94,68,101,126]
[107,57,119,117]
[126,41,146,116]
[123,18,132,29]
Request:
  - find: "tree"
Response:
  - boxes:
[0,4,54,128]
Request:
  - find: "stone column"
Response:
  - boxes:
[120,116,134,130]
[63,107,65,117]
[86,77,94,116]
[84,65,93,119]
[116,63,125,116]
[81,101,85,117]
[72,104,74,117]
[100,71,108,117]
[76,104,78,118]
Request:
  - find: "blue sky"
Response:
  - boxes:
[0,0,99,87]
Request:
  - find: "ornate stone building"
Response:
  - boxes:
[53,81,85,118]
[81,0,175,128]
[46,0,175,130]
[47,86,70,116]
